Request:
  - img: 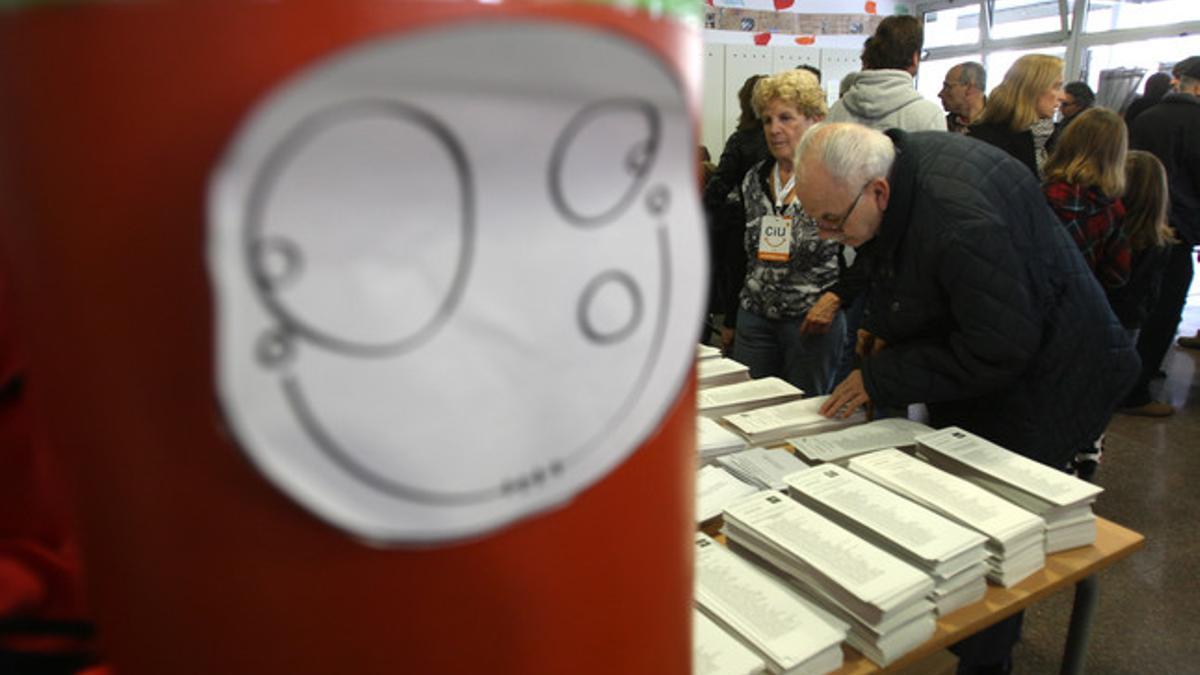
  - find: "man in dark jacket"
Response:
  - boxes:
[1124,71,1172,128]
[796,124,1138,673]
[796,124,1138,467]
[1047,81,1094,149]
[1125,56,1200,412]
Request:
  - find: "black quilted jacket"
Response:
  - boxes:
[1130,93,1200,245]
[861,130,1140,469]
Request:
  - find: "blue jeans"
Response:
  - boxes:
[733,307,846,396]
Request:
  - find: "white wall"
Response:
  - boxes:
[701,0,912,157]
[701,42,864,158]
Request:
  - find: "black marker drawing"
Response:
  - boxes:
[210,22,705,541]
[548,98,661,228]
[237,96,673,505]
[244,99,475,358]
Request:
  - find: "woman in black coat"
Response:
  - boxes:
[703,74,769,351]
[968,54,1065,179]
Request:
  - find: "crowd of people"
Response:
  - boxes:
[703,14,1198,675]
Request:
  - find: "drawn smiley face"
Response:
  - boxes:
[209,21,706,544]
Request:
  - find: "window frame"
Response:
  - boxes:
[915,0,1200,85]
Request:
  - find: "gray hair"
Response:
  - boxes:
[957,61,986,91]
[796,122,896,190]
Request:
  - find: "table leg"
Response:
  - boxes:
[1060,575,1098,675]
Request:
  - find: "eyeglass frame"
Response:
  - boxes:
[815,180,873,233]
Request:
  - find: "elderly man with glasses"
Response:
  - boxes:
[795,123,1139,673]
[796,123,1136,469]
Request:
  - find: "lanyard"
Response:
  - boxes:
[772,162,797,212]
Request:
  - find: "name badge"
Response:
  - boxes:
[757,215,792,262]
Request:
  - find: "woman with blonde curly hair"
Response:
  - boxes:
[731,69,845,395]
[970,54,1065,177]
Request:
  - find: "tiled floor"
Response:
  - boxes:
[1013,264,1200,674]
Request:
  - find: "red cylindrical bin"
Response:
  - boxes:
[0,3,703,673]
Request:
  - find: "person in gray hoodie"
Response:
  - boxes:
[827,16,946,133]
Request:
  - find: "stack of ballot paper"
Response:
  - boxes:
[693,608,766,675]
[723,492,937,666]
[788,418,935,464]
[700,358,752,389]
[914,427,1104,553]
[848,449,1046,587]
[697,465,758,524]
[698,343,723,361]
[694,532,847,675]
[785,465,990,616]
[699,378,806,419]
[698,417,750,463]
[716,448,810,491]
[722,396,866,446]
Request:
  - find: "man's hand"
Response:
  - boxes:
[800,292,841,335]
[855,329,887,359]
[719,326,735,354]
[820,369,872,420]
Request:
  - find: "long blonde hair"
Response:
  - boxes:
[1123,150,1176,252]
[1043,108,1127,198]
[975,54,1063,132]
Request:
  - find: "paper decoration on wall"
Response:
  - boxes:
[708,8,882,37]
[208,22,706,544]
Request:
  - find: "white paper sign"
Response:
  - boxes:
[208,21,706,544]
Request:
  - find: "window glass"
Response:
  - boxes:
[989,0,1073,39]
[985,47,1067,95]
[1085,0,1200,33]
[1084,34,1200,110]
[924,5,981,48]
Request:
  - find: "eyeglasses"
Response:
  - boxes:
[816,180,872,233]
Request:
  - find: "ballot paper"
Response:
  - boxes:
[785,465,990,616]
[700,358,752,389]
[785,465,988,578]
[848,449,1046,587]
[718,448,811,491]
[788,418,934,464]
[699,378,806,419]
[698,416,750,463]
[915,427,1102,553]
[915,427,1102,509]
[697,465,758,523]
[722,396,866,446]
[722,492,937,666]
[693,608,767,675]
[722,491,935,627]
[694,533,847,675]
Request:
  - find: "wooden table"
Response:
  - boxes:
[830,517,1144,675]
[702,516,1143,675]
